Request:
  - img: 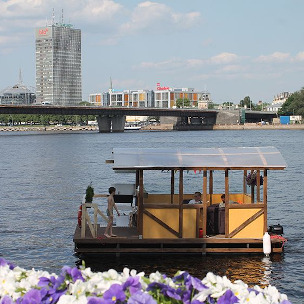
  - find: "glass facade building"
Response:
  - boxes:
[35,24,82,105]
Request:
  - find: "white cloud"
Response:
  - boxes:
[0,0,43,18]
[209,52,239,64]
[256,52,290,63]
[70,0,124,24]
[120,1,200,35]
[295,52,304,61]
[186,59,205,67]
[218,65,244,73]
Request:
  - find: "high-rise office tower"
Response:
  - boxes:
[35,21,82,104]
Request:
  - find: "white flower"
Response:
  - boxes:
[57,294,88,304]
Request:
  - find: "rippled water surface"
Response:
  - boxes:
[0,129,303,303]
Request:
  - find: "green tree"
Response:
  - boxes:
[176,98,190,108]
[279,88,304,116]
[239,96,252,109]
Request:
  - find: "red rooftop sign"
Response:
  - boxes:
[39,28,49,35]
[156,83,170,90]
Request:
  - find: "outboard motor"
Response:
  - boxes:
[268,224,283,235]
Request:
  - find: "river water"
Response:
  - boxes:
[0,129,303,303]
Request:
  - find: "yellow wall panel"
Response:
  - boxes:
[143,208,179,238]
[229,209,264,238]
[183,209,196,238]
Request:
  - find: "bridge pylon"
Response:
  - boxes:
[97,115,126,133]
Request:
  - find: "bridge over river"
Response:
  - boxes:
[0,105,277,132]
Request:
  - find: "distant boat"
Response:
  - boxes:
[124,124,141,130]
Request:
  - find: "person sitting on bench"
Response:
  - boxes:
[219,194,225,208]
[188,192,202,204]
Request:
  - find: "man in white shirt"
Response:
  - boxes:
[188,192,202,204]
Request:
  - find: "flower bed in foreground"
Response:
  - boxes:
[0,258,291,304]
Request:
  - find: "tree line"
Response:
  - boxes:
[0,114,96,126]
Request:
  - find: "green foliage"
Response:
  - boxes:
[208,102,216,109]
[239,96,252,108]
[175,98,191,108]
[85,184,94,203]
[239,96,260,110]
[279,88,304,116]
[0,114,97,126]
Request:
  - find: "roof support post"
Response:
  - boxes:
[256,170,261,202]
[209,170,213,205]
[225,169,229,237]
[171,170,175,204]
[251,170,254,204]
[178,169,183,238]
[135,170,139,189]
[263,169,268,233]
[202,170,208,237]
[243,170,247,194]
[138,169,144,235]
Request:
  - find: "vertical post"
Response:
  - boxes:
[202,170,208,237]
[209,170,213,205]
[138,170,144,235]
[243,170,247,193]
[171,170,175,204]
[225,169,229,237]
[251,170,254,204]
[135,170,139,189]
[81,204,85,238]
[263,169,268,233]
[256,170,260,202]
[243,170,247,203]
[178,170,183,238]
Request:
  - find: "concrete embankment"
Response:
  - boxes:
[1,123,303,132]
[142,123,304,131]
[213,123,304,130]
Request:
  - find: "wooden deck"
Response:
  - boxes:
[73,225,284,254]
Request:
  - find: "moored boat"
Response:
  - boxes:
[74,146,287,255]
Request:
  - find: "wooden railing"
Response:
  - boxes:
[80,201,108,238]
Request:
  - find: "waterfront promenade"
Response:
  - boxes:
[0,123,303,132]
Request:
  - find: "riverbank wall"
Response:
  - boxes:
[0,123,303,132]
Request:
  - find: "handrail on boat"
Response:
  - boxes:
[81,201,108,238]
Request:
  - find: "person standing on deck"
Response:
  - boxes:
[104,187,120,238]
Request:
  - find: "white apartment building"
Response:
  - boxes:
[154,85,211,109]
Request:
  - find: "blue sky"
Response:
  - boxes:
[0,0,303,104]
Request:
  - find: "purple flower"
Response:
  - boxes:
[127,291,157,304]
[217,290,239,304]
[280,301,292,304]
[123,276,142,295]
[61,266,84,282]
[173,271,190,283]
[37,274,67,304]
[102,284,126,303]
[38,276,57,288]
[147,282,181,301]
[187,276,208,292]
[88,297,103,304]
[19,289,42,304]
[0,258,15,270]
[0,295,14,304]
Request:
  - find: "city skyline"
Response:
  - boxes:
[0,0,303,104]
